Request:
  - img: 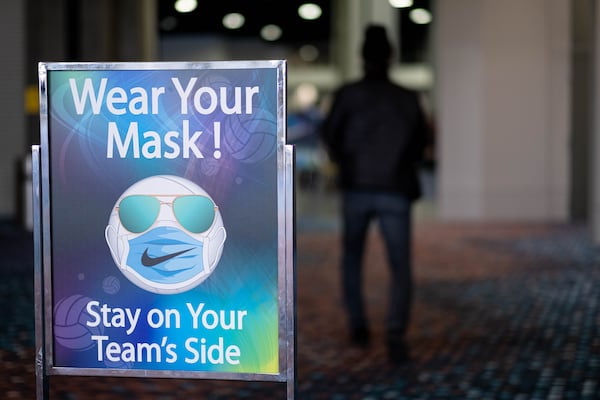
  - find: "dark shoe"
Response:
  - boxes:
[387,336,411,365]
[350,326,370,348]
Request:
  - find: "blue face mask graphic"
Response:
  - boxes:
[125,226,205,285]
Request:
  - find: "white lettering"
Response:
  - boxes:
[141,131,162,159]
[69,78,107,115]
[245,86,259,114]
[107,121,140,158]
[85,301,141,335]
[182,120,203,158]
[186,303,247,330]
[106,87,127,115]
[184,337,241,365]
[106,120,206,159]
[171,77,259,115]
[171,77,197,114]
[193,87,218,115]
[69,78,165,115]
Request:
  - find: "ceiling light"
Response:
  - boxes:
[174,0,197,13]
[294,83,319,109]
[298,45,319,62]
[160,16,178,31]
[298,3,322,20]
[222,13,245,29]
[388,0,413,8]
[261,24,282,41]
[409,8,432,24]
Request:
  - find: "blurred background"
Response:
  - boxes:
[2,0,598,240]
[3,1,600,398]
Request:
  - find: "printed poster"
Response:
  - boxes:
[43,62,285,376]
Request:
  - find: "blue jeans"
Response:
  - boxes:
[342,190,413,337]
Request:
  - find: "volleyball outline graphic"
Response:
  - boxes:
[54,294,103,351]
[105,175,226,294]
[102,275,121,295]
[223,109,277,163]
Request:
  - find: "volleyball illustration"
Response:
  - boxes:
[223,108,277,163]
[54,294,103,351]
[105,175,226,294]
[102,275,121,295]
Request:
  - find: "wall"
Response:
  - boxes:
[0,2,26,219]
[436,0,571,221]
[592,0,600,242]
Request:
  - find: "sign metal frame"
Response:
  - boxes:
[34,61,295,398]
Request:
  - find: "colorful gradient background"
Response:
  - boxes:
[46,65,282,374]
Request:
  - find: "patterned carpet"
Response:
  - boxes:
[2,218,600,399]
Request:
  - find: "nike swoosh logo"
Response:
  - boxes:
[141,248,194,267]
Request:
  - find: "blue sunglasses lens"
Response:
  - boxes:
[173,195,216,233]
[118,195,160,233]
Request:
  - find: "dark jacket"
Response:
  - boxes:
[321,74,429,200]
